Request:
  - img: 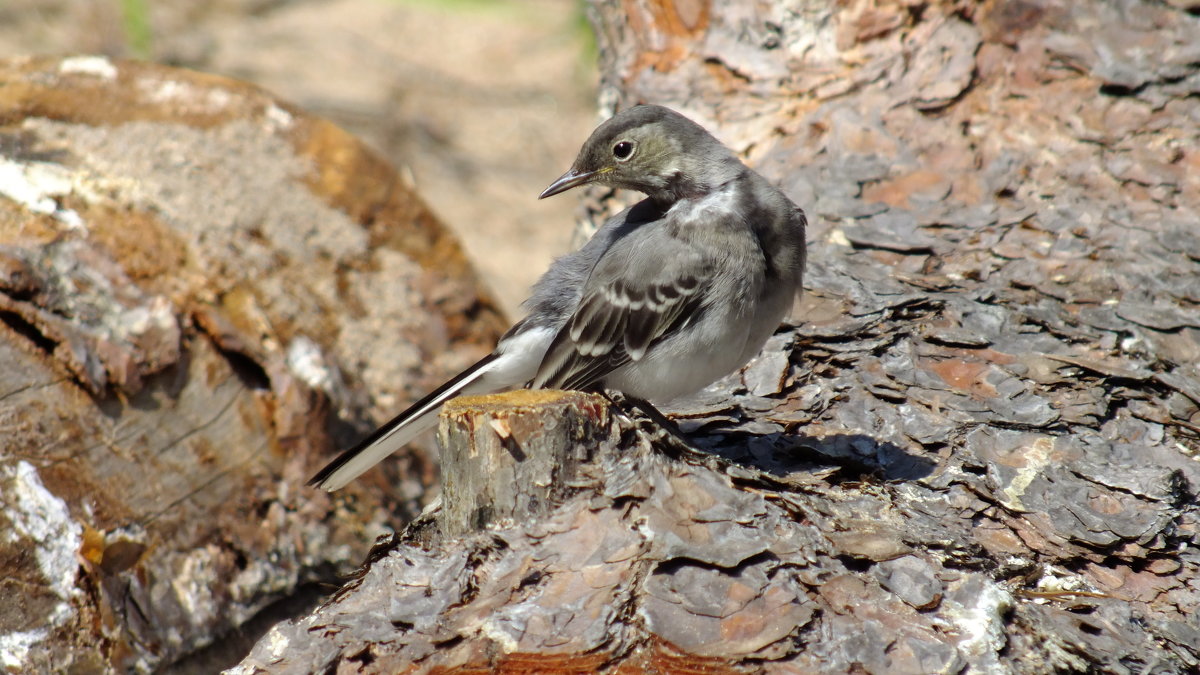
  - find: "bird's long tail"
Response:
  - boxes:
[309,353,500,491]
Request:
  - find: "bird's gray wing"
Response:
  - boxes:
[531,230,712,392]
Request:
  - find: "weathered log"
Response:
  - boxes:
[0,56,505,672]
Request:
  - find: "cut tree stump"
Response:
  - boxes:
[437,390,610,537]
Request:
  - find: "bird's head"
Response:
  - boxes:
[539,104,738,203]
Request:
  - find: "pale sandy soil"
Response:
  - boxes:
[0,0,599,316]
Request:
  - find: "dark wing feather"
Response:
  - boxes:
[571,291,625,357]
[532,272,707,392]
[554,349,628,392]
[623,274,702,359]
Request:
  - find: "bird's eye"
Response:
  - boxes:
[612,140,635,161]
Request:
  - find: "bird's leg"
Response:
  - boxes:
[602,389,696,455]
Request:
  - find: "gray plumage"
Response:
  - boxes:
[310,104,807,491]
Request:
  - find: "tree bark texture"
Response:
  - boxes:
[0,56,507,673]
[239,1,1200,672]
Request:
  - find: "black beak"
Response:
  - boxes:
[539,168,598,199]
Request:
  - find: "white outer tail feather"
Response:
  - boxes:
[312,326,554,491]
[315,365,493,491]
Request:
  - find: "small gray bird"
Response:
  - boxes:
[310,104,807,491]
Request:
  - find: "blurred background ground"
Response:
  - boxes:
[0,0,598,316]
